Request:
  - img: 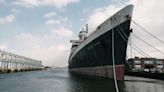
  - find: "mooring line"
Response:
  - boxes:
[112,28,119,92]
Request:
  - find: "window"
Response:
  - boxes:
[144,60,154,64]
[157,65,163,68]
[134,65,141,69]
[134,60,141,64]
[156,61,163,65]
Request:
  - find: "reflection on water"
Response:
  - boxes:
[68,73,116,92]
[0,68,164,92]
[124,76,164,92]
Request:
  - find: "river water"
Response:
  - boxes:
[0,68,164,92]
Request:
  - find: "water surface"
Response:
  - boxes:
[0,68,164,92]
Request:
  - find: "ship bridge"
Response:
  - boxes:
[70,24,88,52]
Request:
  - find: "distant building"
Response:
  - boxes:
[127,57,164,73]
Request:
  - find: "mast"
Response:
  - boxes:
[86,24,88,33]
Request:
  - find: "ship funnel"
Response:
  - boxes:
[78,27,87,40]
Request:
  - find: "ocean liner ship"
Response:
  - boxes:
[68,5,133,80]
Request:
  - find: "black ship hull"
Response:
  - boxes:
[68,5,133,80]
[69,20,131,80]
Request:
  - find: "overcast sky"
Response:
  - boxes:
[0,0,164,66]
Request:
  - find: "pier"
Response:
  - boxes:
[0,50,42,73]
